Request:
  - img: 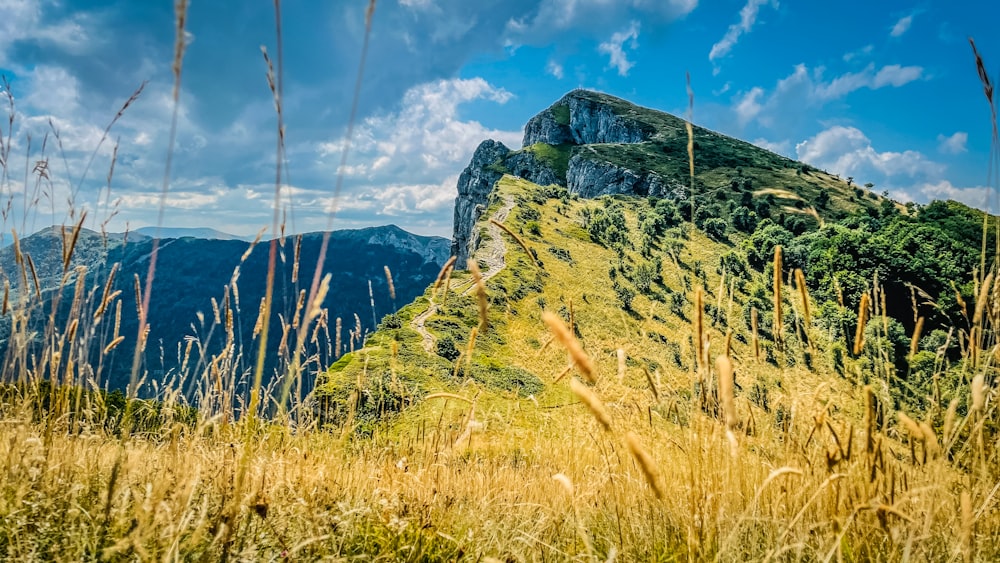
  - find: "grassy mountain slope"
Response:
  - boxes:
[319,174,848,434]
[309,175,996,559]
[539,90,883,226]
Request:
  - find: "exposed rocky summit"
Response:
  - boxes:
[451,90,659,267]
[522,89,652,146]
[450,88,802,269]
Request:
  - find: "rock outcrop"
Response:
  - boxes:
[450,90,676,269]
[522,90,652,147]
[566,154,687,200]
[504,150,563,189]
[451,139,511,267]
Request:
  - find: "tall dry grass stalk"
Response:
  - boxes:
[543,311,595,383]
[686,72,695,231]
[751,307,760,360]
[909,316,925,361]
[772,245,783,345]
[694,287,704,375]
[794,268,810,329]
[853,292,870,356]
[716,355,737,431]
[384,265,396,301]
[624,432,664,499]
[469,259,488,332]
[490,218,537,267]
[569,377,611,431]
[433,256,457,297]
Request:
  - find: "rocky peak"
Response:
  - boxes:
[450,139,511,267]
[522,89,652,148]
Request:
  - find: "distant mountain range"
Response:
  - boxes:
[0,224,450,396]
[132,227,253,241]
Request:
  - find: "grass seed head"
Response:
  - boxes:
[570,377,611,431]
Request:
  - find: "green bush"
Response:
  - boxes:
[435,334,461,361]
[703,217,728,241]
[379,313,402,330]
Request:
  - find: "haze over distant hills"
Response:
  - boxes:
[0,223,449,395]
[132,227,253,241]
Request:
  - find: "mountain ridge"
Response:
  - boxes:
[451,88,882,267]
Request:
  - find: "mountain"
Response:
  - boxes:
[452,89,880,266]
[0,224,449,395]
[132,226,251,240]
[319,87,986,464]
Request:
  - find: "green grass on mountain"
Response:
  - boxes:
[549,90,884,230]
[523,142,573,178]
[308,173,998,559]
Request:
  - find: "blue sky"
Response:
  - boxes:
[0,0,996,238]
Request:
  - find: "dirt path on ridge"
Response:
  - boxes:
[411,195,516,353]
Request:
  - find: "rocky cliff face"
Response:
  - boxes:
[567,154,667,198]
[504,150,563,188]
[450,90,675,268]
[522,90,652,147]
[451,139,511,267]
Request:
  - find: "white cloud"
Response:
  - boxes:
[937,132,968,154]
[872,64,924,88]
[843,44,874,62]
[751,137,791,156]
[709,0,776,62]
[734,87,764,125]
[793,126,992,209]
[314,77,522,218]
[917,180,991,208]
[0,0,95,65]
[24,65,82,116]
[735,62,925,128]
[795,125,944,179]
[890,14,913,37]
[504,0,695,44]
[399,0,435,9]
[546,60,565,80]
[598,21,640,76]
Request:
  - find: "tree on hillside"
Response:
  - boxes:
[816,189,830,209]
[703,217,729,241]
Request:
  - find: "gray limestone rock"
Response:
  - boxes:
[522,90,651,147]
[566,153,684,199]
[450,139,511,267]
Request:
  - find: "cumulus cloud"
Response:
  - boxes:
[0,0,95,65]
[890,14,914,37]
[791,125,989,207]
[734,62,925,129]
[504,0,695,44]
[598,22,640,76]
[795,125,944,179]
[709,0,777,63]
[917,180,992,208]
[313,77,522,221]
[937,132,968,154]
[734,87,764,125]
[751,137,792,156]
